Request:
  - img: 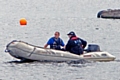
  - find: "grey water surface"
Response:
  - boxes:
[0,0,120,80]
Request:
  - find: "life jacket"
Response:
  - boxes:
[50,37,61,50]
[70,36,83,55]
[71,36,82,47]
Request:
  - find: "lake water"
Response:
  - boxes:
[0,0,120,80]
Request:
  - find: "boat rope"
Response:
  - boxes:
[28,47,36,57]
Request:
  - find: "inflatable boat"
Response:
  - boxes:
[97,9,120,19]
[5,40,116,62]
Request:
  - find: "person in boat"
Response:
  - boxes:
[65,31,87,55]
[44,31,65,50]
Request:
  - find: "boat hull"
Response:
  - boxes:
[5,40,116,62]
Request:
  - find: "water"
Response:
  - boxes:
[0,0,120,80]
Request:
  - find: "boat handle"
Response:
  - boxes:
[5,49,10,52]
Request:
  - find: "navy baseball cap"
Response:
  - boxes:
[67,31,76,36]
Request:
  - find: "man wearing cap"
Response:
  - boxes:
[65,31,87,55]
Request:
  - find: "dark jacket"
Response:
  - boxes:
[66,36,87,55]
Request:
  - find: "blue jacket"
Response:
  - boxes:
[66,36,87,55]
[47,37,65,50]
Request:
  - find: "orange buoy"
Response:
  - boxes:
[20,18,27,25]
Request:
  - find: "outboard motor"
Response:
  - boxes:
[86,44,100,52]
